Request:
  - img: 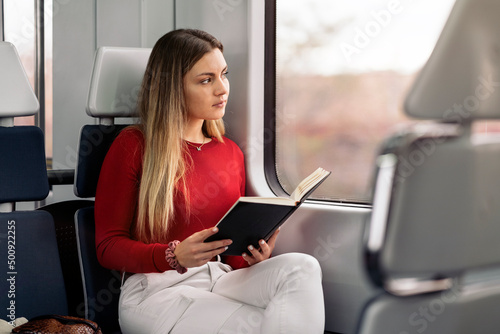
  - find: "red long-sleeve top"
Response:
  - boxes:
[94,127,248,273]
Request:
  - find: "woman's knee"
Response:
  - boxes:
[273,253,322,283]
[277,252,321,269]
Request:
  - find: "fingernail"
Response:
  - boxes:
[242,253,247,257]
[260,240,265,245]
[212,227,218,232]
[248,245,254,251]
[224,246,228,250]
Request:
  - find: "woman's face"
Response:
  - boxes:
[183,48,229,123]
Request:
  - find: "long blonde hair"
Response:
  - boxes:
[135,29,226,244]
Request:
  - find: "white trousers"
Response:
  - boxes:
[119,253,325,334]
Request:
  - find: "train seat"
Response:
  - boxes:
[74,46,151,334]
[74,46,151,198]
[0,42,68,320]
[357,0,500,333]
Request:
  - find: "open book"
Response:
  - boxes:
[205,167,331,256]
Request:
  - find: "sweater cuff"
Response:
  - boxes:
[153,243,172,272]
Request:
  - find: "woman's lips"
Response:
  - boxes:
[213,101,226,108]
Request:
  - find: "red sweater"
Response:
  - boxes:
[95,127,248,273]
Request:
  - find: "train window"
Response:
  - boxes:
[272,0,455,203]
[473,121,500,135]
[4,0,53,159]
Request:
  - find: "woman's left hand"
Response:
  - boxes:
[242,228,280,266]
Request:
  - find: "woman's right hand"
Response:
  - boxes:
[173,227,232,268]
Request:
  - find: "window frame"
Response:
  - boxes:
[0,0,4,41]
[264,1,370,206]
[263,0,289,198]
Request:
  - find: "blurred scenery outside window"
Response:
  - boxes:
[275,0,456,202]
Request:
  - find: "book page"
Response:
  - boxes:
[290,167,331,202]
[239,196,296,206]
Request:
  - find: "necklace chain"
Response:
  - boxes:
[185,137,206,151]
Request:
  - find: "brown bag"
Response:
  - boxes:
[12,315,102,334]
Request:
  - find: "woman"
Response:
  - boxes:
[95,29,325,333]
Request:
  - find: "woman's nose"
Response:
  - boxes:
[215,77,229,96]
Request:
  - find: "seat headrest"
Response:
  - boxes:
[405,0,500,121]
[0,42,39,118]
[86,47,152,118]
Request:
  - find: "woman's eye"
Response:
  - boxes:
[200,78,211,84]
[222,71,229,78]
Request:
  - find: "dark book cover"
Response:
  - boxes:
[205,168,331,256]
[206,201,298,256]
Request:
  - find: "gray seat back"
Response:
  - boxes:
[74,46,150,333]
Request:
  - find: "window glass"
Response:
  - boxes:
[275,0,455,202]
[473,121,500,135]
